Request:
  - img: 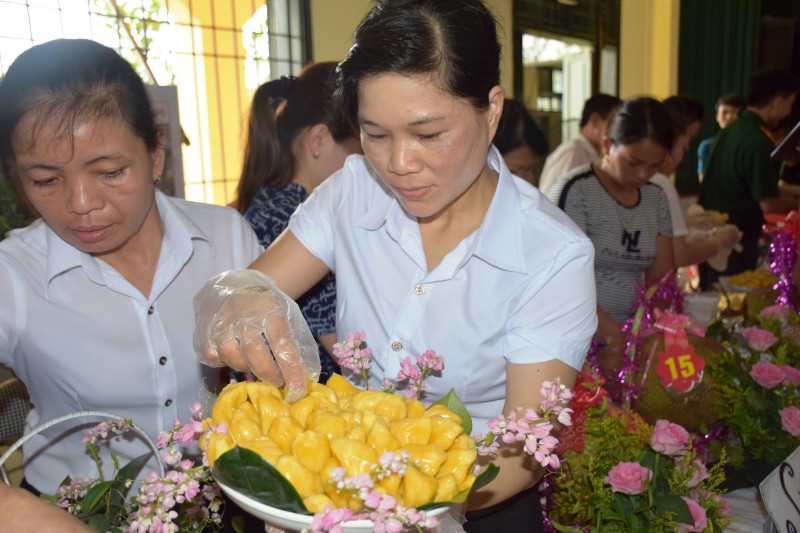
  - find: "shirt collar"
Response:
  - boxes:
[354,146,527,274]
[45,190,212,289]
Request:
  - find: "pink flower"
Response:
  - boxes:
[687,459,709,488]
[779,406,800,436]
[760,304,789,320]
[741,327,778,351]
[603,462,652,495]
[750,361,786,389]
[678,497,708,532]
[781,365,800,386]
[650,419,690,457]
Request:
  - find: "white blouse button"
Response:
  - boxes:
[414,284,426,295]
[391,341,403,351]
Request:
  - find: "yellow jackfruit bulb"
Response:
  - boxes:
[350,390,387,411]
[346,425,367,444]
[330,437,379,477]
[242,436,283,466]
[211,382,249,426]
[401,464,438,508]
[434,473,459,503]
[291,430,331,473]
[458,472,477,493]
[366,418,400,456]
[359,410,379,434]
[308,392,341,415]
[439,448,477,485]
[340,410,361,431]
[257,393,291,434]
[402,444,447,477]
[234,400,260,424]
[308,411,349,441]
[289,396,319,428]
[390,417,432,446]
[422,405,463,426]
[275,455,323,499]
[449,434,475,450]
[303,494,335,515]
[267,415,304,453]
[320,459,361,511]
[204,432,234,468]
[374,393,408,421]
[404,397,427,418]
[326,373,359,400]
[377,472,402,498]
[429,416,464,451]
[308,381,339,405]
[245,381,282,405]
[228,409,263,444]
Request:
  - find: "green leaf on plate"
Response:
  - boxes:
[82,480,115,514]
[213,446,309,515]
[431,388,472,435]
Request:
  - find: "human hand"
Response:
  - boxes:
[685,204,717,231]
[712,224,743,252]
[193,269,321,402]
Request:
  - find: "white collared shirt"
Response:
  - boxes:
[0,191,262,493]
[290,148,597,433]
[538,134,599,196]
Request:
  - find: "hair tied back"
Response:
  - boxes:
[264,75,297,99]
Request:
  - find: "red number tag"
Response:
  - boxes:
[654,343,705,393]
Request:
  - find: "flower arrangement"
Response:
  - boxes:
[42,404,224,532]
[547,376,731,533]
[702,302,800,478]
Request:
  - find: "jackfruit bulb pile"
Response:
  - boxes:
[597,333,727,434]
[201,374,477,514]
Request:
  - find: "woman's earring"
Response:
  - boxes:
[313,152,320,159]
[602,154,609,163]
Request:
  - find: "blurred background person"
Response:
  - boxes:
[696,93,746,181]
[698,67,799,290]
[492,98,549,186]
[538,93,621,195]
[233,62,361,380]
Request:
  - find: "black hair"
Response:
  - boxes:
[662,95,704,135]
[235,62,356,213]
[334,0,501,130]
[493,99,549,157]
[716,93,746,112]
[607,97,675,151]
[579,93,622,128]
[0,39,158,190]
[746,68,799,108]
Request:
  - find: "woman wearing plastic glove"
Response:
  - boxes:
[194,0,597,530]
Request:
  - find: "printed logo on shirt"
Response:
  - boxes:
[621,229,641,253]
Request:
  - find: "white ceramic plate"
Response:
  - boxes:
[217,480,450,532]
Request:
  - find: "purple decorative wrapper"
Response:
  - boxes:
[768,230,798,310]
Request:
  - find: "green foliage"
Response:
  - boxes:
[0,175,33,239]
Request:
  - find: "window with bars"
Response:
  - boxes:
[0,0,310,205]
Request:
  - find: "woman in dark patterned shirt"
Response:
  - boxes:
[234,62,362,381]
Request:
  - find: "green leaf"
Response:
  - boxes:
[86,513,112,532]
[213,446,308,515]
[83,480,116,514]
[431,388,472,435]
[116,452,152,483]
[653,493,692,523]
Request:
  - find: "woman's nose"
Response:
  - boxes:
[387,139,420,175]
[67,178,103,215]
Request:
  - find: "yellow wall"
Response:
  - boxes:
[619,0,680,99]
[309,0,514,94]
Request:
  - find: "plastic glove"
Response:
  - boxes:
[685,204,724,231]
[707,224,743,272]
[193,269,321,402]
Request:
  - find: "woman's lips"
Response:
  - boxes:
[394,185,431,201]
[71,225,112,244]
